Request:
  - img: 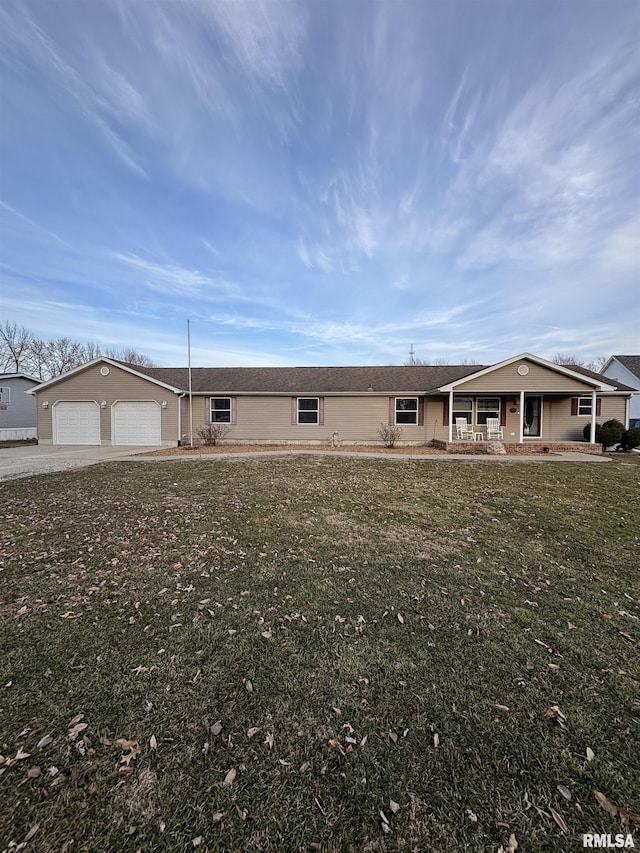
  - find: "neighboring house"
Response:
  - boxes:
[601,356,640,428]
[0,373,39,440]
[28,352,633,452]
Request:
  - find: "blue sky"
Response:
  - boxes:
[1,0,638,367]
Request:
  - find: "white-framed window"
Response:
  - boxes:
[210,397,232,423]
[0,386,10,403]
[577,397,592,416]
[395,397,418,425]
[452,397,473,423]
[297,397,319,424]
[476,397,500,425]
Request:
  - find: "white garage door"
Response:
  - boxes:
[113,401,161,446]
[54,402,101,445]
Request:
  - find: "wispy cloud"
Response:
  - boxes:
[1,1,638,366]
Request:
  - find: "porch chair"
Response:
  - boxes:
[485,418,504,441]
[455,418,475,440]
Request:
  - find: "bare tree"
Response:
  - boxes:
[0,320,158,379]
[553,353,609,372]
[82,341,103,362]
[104,347,156,367]
[552,353,581,366]
[0,321,32,373]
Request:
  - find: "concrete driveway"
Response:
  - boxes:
[0,444,155,481]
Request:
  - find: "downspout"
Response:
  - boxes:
[590,390,597,444]
[624,395,630,430]
[448,390,453,443]
[178,393,186,446]
[519,391,525,443]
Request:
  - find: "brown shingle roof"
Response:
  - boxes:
[122,363,484,394]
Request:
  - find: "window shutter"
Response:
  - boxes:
[291,398,297,425]
[570,398,578,416]
[596,397,601,416]
[389,397,395,425]
[500,398,507,426]
[443,398,449,426]
[418,397,425,426]
[319,397,325,426]
[231,397,237,425]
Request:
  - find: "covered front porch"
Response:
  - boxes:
[443,389,600,445]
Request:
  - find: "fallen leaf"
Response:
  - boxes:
[70,766,88,787]
[36,735,53,749]
[508,832,518,852]
[465,806,478,823]
[557,784,571,801]
[24,823,40,842]
[433,733,440,748]
[586,747,595,762]
[397,613,404,624]
[264,733,274,750]
[550,807,568,833]
[212,811,225,824]
[68,722,88,741]
[546,705,567,728]
[247,727,261,738]
[300,761,311,772]
[150,734,158,750]
[68,713,84,726]
[192,837,202,847]
[223,767,236,786]
[328,739,345,756]
[117,739,141,766]
[210,721,223,737]
[244,679,254,692]
[261,630,272,639]
[389,799,400,815]
[379,810,389,824]
[593,790,640,826]
[26,766,41,780]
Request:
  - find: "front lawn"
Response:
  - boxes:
[0,456,638,851]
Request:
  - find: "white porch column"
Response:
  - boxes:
[448,390,453,443]
[590,390,597,443]
[519,391,525,443]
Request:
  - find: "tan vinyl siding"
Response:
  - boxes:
[35,363,179,445]
[425,398,449,442]
[188,395,429,444]
[549,396,627,441]
[456,360,594,392]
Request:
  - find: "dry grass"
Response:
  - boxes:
[138,442,447,457]
[0,455,638,852]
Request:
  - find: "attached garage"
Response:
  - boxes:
[54,401,101,445]
[113,401,161,445]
